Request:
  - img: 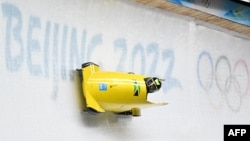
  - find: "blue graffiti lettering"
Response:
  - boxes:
[80,30,87,63]
[87,34,102,61]
[146,43,159,76]
[114,38,127,71]
[162,49,182,92]
[1,3,182,101]
[27,16,42,76]
[52,23,59,100]
[2,3,24,71]
[60,26,68,80]
[131,43,145,74]
[69,28,80,80]
[44,21,51,78]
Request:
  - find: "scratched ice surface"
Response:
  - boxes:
[0,0,250,141]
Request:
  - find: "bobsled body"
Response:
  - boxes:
[77,62,166,116]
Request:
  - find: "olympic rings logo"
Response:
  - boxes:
[197,51,250,112]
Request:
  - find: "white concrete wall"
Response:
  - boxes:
[0,0,250,141]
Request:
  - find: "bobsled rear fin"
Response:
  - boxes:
[82,62,100,82]
[84,90,105,112]
[81,62,103,112]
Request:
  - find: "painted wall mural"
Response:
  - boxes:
[169,0,250,26]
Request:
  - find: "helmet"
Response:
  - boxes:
[145,77,162,93]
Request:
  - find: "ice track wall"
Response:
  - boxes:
[0,0,250,141]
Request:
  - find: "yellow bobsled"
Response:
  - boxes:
[77,62,167,116]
